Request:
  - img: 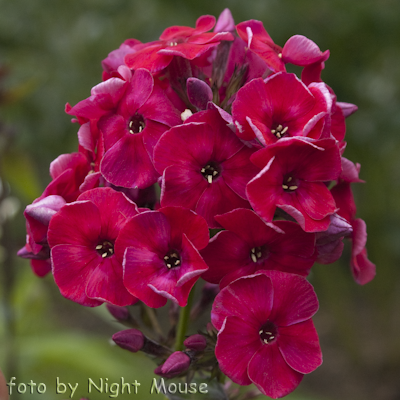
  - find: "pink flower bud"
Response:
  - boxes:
[187,78,213,110]
[214,8,235,32]
[24,195,66,226]
[159,351,191,377]
[184,334,207,351]
[106,304,130,322]
[112,329,144,353]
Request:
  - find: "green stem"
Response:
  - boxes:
[175,286,195,351]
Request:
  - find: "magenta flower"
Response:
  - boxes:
[212,271,322,399]
[201,208,316,288]
[232,72,329,145]
[42,152,93,203]
[247,137,341,232]
[17,195,66,277]
[281,35,330,85]
[236,20,285,73]
[154,108,259,228]
[282,35,330,67]
[101,38,141,78]
[99,68,182,189]
[331,158,376,284]
[48,187,139,307]
[125,15,234,73]
[115,206,209,308]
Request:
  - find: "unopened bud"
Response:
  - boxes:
[24,195,66,226]
[158,351,191,378]
[316,239,344,265]
[112,329,144,353]
[187,78,213,110]
[214,8,235,33]
[184,334,207,351]
[106,303,130,322]
[316,213,352,246]
[336,101,358,118]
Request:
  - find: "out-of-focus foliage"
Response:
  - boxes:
[1,0,399,399]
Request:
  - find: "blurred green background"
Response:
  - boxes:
[1,0,399,399]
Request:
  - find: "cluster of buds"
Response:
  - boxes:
[18,9,375,399]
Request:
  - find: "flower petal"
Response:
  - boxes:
[123,246,168,308]
[266,270,319,326]
[159,206,209,250]
[296,181,337,220]
[248,340,303,399]
[200,230,250,285]
[215,316,261,386]
[211,273,273,331]
[115,211,170,261]
[278,319,322,374]
[47,201,101,248]
[85,256,136,306]
[78,187,139,241]
[160,165,207,211]
[101,134,159,189]
[195,178,250,228]
[51,244,103,307]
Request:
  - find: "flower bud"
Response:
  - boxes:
[214,8,235,33]
[187,78,213,110]
[106,304,130,322]
[315,214,351,264]
[24,195,66,226]
[157,351,191,378]
[316,213,352,245]
[112,329,144,353]
[184,334,207,351]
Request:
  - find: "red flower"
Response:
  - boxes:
[42,152,93,203]
[232,72,329,145]
[154,108,259,228]
[281,35,330,85]
[331,158,376,284]
[212,271,322,399]
[236,20,285,73]
[125,15,234,73]
[98,68,182,189]
[201,208,316,288]
[101,38,142,78]
[247,137,341,232]
[116,206,209,308]
[48,187,139,307]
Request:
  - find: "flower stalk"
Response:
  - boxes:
[175,285,196,351]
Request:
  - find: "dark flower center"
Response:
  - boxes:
[96,240,114,258]
[164,249,181,269]
[201,162,220,184]
[250,245,269,263]
[259,321,278,344]
[271,123,288,139]
[129,113,146,134]
[282,175,299,192]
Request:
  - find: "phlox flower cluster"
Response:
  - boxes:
[18,9,375,399]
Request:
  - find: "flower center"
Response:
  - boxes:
[250,245,269,263]
[96,240,114,258]
[259,321,278,344]
[163,249,181,269]
[201,162,220,184]
[167,37,185,46]
[282,175,299,192]
[271,124,288,139]
[128,113,146,134]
